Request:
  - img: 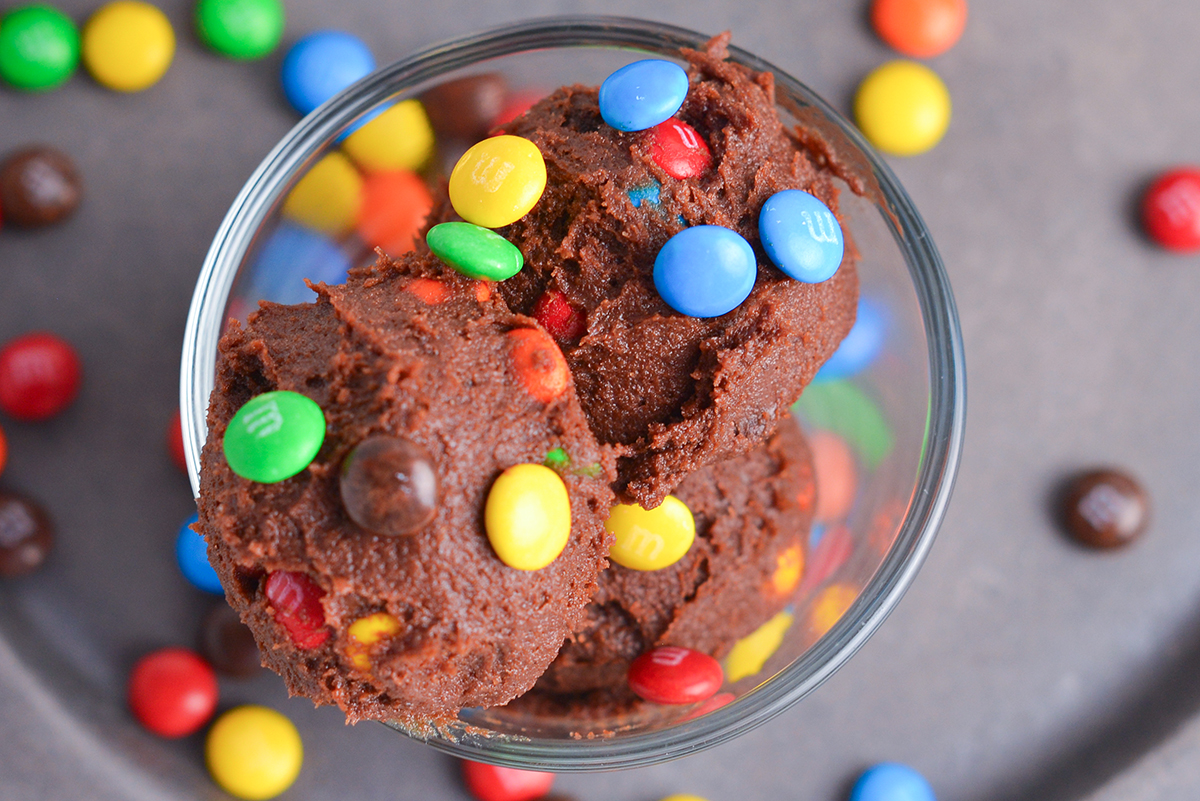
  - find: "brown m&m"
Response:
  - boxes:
[0,490,53,576]
[339,435,438,537]
[198,603,263,678]
[1061,468,1149,549]
[420,72,508,141]
[0,146,82,227]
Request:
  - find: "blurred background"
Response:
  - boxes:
[2,0,1200,799]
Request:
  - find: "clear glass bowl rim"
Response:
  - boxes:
[181,14,966,771]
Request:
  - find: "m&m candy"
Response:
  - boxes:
[356,168,433,255]
[507,328,569,404]
[599,59,689,132]
[484,463,571,571]
[854,60,951,156]
[206,705,303,800]
[222,390,325,483]
[127,646,219,737]
[247,222,350,305]
[0,490,53,577]
[280,30,374,116]
[809,583,857,636]
[627,645,724,705]
[1060,468,1149,549]
[343,99,435,172]
[759,189,844,283]
[339,435,438,537]
[724,610,794,682]
[809,430,858,523]
[264,570,330,648]
[81,1,175,92]
[198,603,262,677]
[532,289,586,342]
[281,151,362,237]
[345,611,400,669]
[871,0,968,58]
[0,4,80,91]
[0,146,82,228]
[850,763,937,801]
[427,221,523,281]
[448,135,546,228]
[815,297,886,381]
[647,118,712,179]
[420,73,508,141]
[176,512,223,594]
[0,331,82,421]
[194,0,284,60]
[605,495,695,571]
[1141,167,1200,252]
[654,225,756,318]
[461,760,555,801]
[167,408,189,474]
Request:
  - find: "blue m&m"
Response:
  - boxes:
[176,513,223,594]
[850,763,936,801]
[654,225,756,318]
[599,59,689,132]
[816,297,886,381]
[759,189,844,283]
[280,30,374,116]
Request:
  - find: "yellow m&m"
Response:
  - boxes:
[810,583,858,637]
[81,1,175,92]
[724,609,794,682]
[343,99,435,173]
[449,135,546,228]
[282,151,363,237]
[605,495,695,571]
[854,60,950,156]
[205,705,302,800]
[345,611,401,669]
[485,463,571,571]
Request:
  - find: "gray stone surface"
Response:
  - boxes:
[3,0,1200,799]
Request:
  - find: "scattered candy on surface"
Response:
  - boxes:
[420,73,509,141]
[532,289,586,342]
[176,512,223,594]
[809,583,857,637]
[506,327,569,403]
[0,490,53,577]
[792,382,894,468]
[127,646,219,737]
[81,1,175,92]
[1141,166,1200,252]
[484,463,572,571]
[449,135,547,229]
[167,408,189,474]
[280,29,374,116]
[194,0,284,60]
[0,331,82,421]
[627,645,724,705]
[654,225,757,318]
[206,705,303,800]
[345,611,400,669]
[605,495,696,571]
[461,760,555,801]
[647,118,712,179]
[815,297,886,381]
[599,58,689,132]
[0,146,82,228]
[759,189,844,283]
[771,543,804,596]
[724,609,793,682]
[854,60,950,156]
[199,602,262,677]
[247,221,350,305]
[222,390,325,483]
[264,570,329,648]
[281,150,362,237]
[810,430,858,523]
[357,168,433,255]
[797,524,854,596]
[339,434,438,537]
[871,0,967,58]
[0,4,80,91]
[850,763,937,801]
[342,99,435,172]
[426,221,524,281]
[1060,468,1149,549]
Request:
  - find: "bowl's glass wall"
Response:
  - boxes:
[182,17,964,771]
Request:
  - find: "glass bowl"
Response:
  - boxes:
[181,15,965,771]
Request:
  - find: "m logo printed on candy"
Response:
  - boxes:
[243,399,284,439]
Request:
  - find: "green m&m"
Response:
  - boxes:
[223,391,325,483]
[194,0,284,60]
[426,222,524,281]
[0,5,80,91]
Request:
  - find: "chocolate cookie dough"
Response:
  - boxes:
[494,35,858,507]
[196,254,615,722]
[534,414,814,699]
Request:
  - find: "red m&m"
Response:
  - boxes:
[627,645,724,705]
[647,118,712,179]
[462,760,555,801]
[264,570,330,648]
[532,288,586,342]
[127,646,219,737]
[0,332,82,421]
[1142,167,1200,252]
